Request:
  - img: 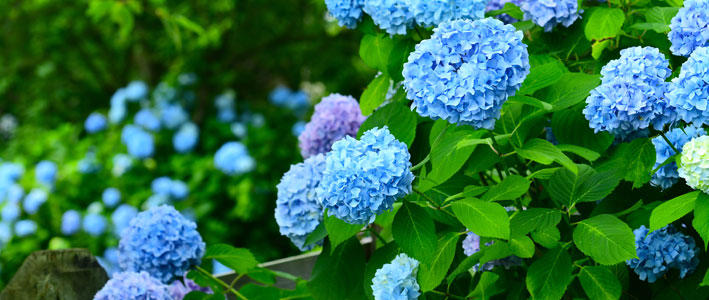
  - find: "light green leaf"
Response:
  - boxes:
[579,266,622,300]
[510,208,562,235]
[392,201,438,263]
[359,34,393,72]
[546,165,620,207]
[532,225,561,249]
[516,138,578,174]
[518,62,566,95]
[324,214,363,250]
[418,232,459,292]
[452,198,510,239]
[481,174,531,202]
[469,272,502,299]
[585,8,626,40]
[573,214,637,265]
[692,193,709,250]
[420,123,485,191]
[649,191,700,232]
[357,102,417,146]
[304,223,327,247]
[592,40,612,60]
[510,233,535,258]
[506,95,554,111]
[359,74,391,116]
[526,247,572,300]
[702,268,709,287]
[556,144,601,162]
[542,73,601,111]
[204,244,258,274]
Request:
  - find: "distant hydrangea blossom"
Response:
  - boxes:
[486,0,522,23]
[3,184,24,203]
[112,204,138,235]
[626,225,699,283]
[371,253,420,300]
[292,121,306,137]
[320,127,413,224]
[679,135,709,193]
[363,0,414,35]
[168,275,212,300]
[61,210,81,235]
[173,122,199,153]
[23,188,47,215]
[83,213,107,236]
[94,271,171,300]
[112,154,133,177]
[118,205,206,283]
[214,142,256,175]
[269,86,310,112]
[666,47,709,126]
[121,125,155,158]
[178,73,198,86]
[0,222,11,244]
[98,247,120,277]
[160,104,189,130]
[124,81,149,101]
[298,93,366,158]
[35,160,57,186]
[152,177,173,196]
[78,151,101,174]
[109,89,128,124]
[1,202,20,222]
[134,108,161,131]
[14,220,37,237]
[0,162,23,183]
[651,126,705,189]
[275,154,326,251]
[170,180,189,200]
[462,231,522,271]
[403,18,529,129]
[215,91,237,122]
[409,0,486,28]
[519,0,580,32]
[669,0,709,56]
[325,0,365,28]
[84,112,107,133]
[102,188,121,208]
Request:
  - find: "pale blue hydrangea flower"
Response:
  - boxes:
[403,18,529,129]
[84,112,107,133]
[486,0,522,23]
[4,184,24,203]
[152,177,173,195]
[178,73,198,86]
[35,160,57,186]
[275,154,326,251]
[215,91,237,123]
[170,180,189,201]
[292,121,306,137]
[519,0,580,32]
[325,0,365,28]
[214,142,256,175]
[669,0,709,57]
[409,0,487,28]
[14,220,37,237]
[111,154,133,177]
[102,188,121,208]
[94,271,171,300]
[121,125,154,158]
[61,210,81,235]
[112,204,138,235]
[231,122,247,139]
[371,253,420,300]
[0,162,24,183]
[83,213,107,236]
[160,104,189,130]
[173,122,199,153]
[23,188,47,215]
[118,205,206,283]
[269,86,310,113]
[0,222,12,244]
[651,126,705,189]
[320,127,413,224]
[626,225,699,283]
[78,151,100,174]
[678,135,709,193]
[134,108,161,131]
[124,81,149,101]
[666,47,709,126]
[109,89,128,124]
[168,275,212,300]
[1,202,20,222]
[463,231,522,271]
[363,0,415,35]
[298,93,366,158]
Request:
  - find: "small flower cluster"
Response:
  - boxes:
[109,80,149,124]
[324,0,365,28]
[269,85,310,113]
[34,160,57,187]
[666,47,709,127]
[626,226,699,283]
[651,126,706,189]
[147,176,190,207]
[121,124,155,158]
[215,90,237,123]
[84,112,107,133]
[214,142,256,175]
[94,271,172,300]
[363,0,415,35]
[298,93,366,158]
[408,0,487,28]
[371,253,421,300]
[518,0,580,32]
[678,135,709,193]
[173,122,199,153]
[462,231,522,271]
[669,0,709,57]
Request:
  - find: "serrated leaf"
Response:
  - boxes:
[392,201,437,263]
[542,73,601,111]
[693,193,709,250]
[204,244,258,274]
[585,8,626,40]
[516,138,578,174]
[419,124,484,191]
[518,62,565,95]
[452,199,510,239]
[324,214,363,250]
[573,214,637,265]
[360,74,390,116]
[510,233,535,258]
[607,138,656,188]
[469,272,502,299]
[357,102,417,147]
[532,225,561,249]
[510,208,562,235]
[481,174,531,202]
[551,107,613,154]
[546,165,620,207]
[526,247,572,300]
[649,191,700,232]
[556,144,600,162]
[418,232,459,292]
[579,266,622,300]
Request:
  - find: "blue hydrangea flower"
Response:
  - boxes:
[462,231,522,271]
[0,162,24,183]
[320,127,413,224]
[651,126,705,189]
[94,271,171,300]
[160,104,189,130]
[102,188,121,208]
[275,154,326,251]
[1,202,20,222]
[78,151,100,174]
[325,0,364,28]
[84,112,107,133]
[134,108,161,131]
[0,222,12,244]
[666,47,709,126]
[4,184,24,203]
[173,122,199,153]
[170,180,189,201]
[231,122,247,138]
[371,253,420,300]
[168,275,212,300]
[118,205,206,283]
[111,154,133,177]
[215,91,237,123]
[109,89,128,124]
[292,121,306,137]
[486,0,522,24]
[363,0,414,35]
[679,135,709,193]
[124,81,149,101]
[152,177,173,196]
[61,210,81,235]
[298,93,366,158]
[519,0,580,32]
[409,0,486,28]
[112,204,138,235]
[14,220,37,237]
[669,0,709,57]
[35,160,57,186]
[269,86,310,112]
[83,213,107,236]
[154,82,178,104]
[121,125,154,158]
[144,194,170,209]
[23,188,47,215]
[214,142,256,175]
[626,225,699,283]
[403,18,530,129]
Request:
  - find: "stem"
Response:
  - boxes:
[229,273,245,288]
[413,187,438,207]
[411,155,430,171]
[269,269,300,282]
[368,227,387,244]
[195,266,248,300]
[660,132,681,155]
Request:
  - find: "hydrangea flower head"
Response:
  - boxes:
[601,47,671,87]
[1,202,20,222]
[168,275,212,300]
[121,125,154,158]
[214,142,256,175]
[118,205,205,283]
[371,253,420,300]
[23,188,47,215]
[83,213,107,236]
[112,204,138,235]
[669,0,709,56]
[403,18,529,129]
[61,210,81,235]
[84,112,107,133]
[173,122,199,153]
[152,177,173,196]
[109,89,127,124]
[363,0,414,35]
[320,127,413,224]
[486,0,522,23]
[170,180,189,200]
[94,271,171,300]
[215,91,237,123]
[112,154,133,177]
[35,160,57,186]
[102,188,121,207]
[409,0,486,28]
[463,231,522,271]
[666,47,709,126]
[269,86,310,112]
[325,0,365,28]
[626,225,699,283]
[651,126,705,189]
[298,93,366,158]
[160,104,189,130]
[519,0,580,32]
[0,222,12,244]
[3,183,24,203]
[124,81,149,101]
[276,154,326,251]
[0,162,24,183]
[134,108,161,131]
[679,135,709,193]
[14,220,37,237]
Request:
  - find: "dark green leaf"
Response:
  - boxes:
[551,107,613,154]
[702,268,709,287]
[532,225,561,249]
[204,244,258,274]
[308,239,366,300]
[360,74,391,116]
[452,198,510,239]
[420,123,485,191]
[239,284,281,300]
[556,144,600,162]
[469,272,503,299]
[602,138,656,188]
[541,73,601,111]
[184,291,225,300]
[518,62,566,95]
[579,266,622,300]
[516,138,578,174]
[481,174,531,202]
[649,191,700,232]
[324,214,363,250]
[418,232,459,292]
[304,222,327,247]
[546,165,620,207]
[357,102,417,147]
[693,193,709,250]
[510,208,562,235]
[392,201,437,263]
[526,247,573,300]
[573,214,637,265]
[446,251,483,284]
[506,95,554,111]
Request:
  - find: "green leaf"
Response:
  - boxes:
[363,243,399,300]
[532,225,561,249]
[579,266,622,300]
[452,198,510,239]
[479,241,514,265]
[556,144,600,162]
[239,284,281,300]
[702,268,709,287]
[516,138,578,174]
[360,74,391,116]
[324,214,363,250]
[603,138,656,188]
[510,208,562,235]
[649,191,700,232]
[308,239,366,300]
[446,251,483,284]
[304,222,327,247]
[518,62,566,95]
[469,272,503,299]
[184,292,225,300]
[551,107,613,154]
[419,123,485,191]
[481,174,531,202]
[573,214,637,265]
[418,232,459,292]
[487,2,524,20]
[510,233,535,258]
[546,165,620,207]
[526,247,573,300]
[204,244,258,274]
[585,8,626,40]
[357,102,417,147]
[359,34,394,72]
[592,40,612,60]
[392,201,438,263]
[692,193,709,250]
[186,269,222,293]
[632,7,680,33]
[506,95,554,111]
[541,73,601,111]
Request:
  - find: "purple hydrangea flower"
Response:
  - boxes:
[298,94,366,158]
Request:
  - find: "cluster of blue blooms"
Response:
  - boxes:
[269,85,310,114]
[519,0,580,32]
[371,253,421,300]
[78,150,101,174]
[651,126,706,189]
[626,226,699,283]
[111,153,133,177]
[363,0,415,35]
[324,0,365,28]
[298,93,366,158]
[408,0,486,28]
[486,0,522,24]
[109,81,149,124]
[320,127,413,224]
[121,124,155,158]
[147,176,190,207]
[84,112,107,133]
[403,18,529,129]
[34,160,57,187]
[173,122,200,153]
[214,142,256,175]
[666,47,709,127]
[94,271,172,300]
[462,231,522,271]
[669,0,709,57]
[215,90,237,123]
